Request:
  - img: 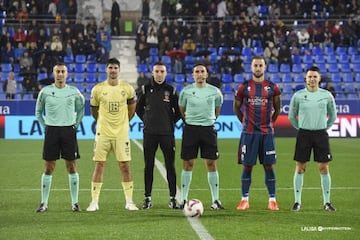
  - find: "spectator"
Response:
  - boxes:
[14,42,27,63]
[16,5,29,24]
[111,0,121,36]
[19,51,34,72]
[142,0,150,19]
[136,72,149,89]
[21,74,40,99]
[264,42,279,64]
[207,72,222,89]
[297,28,310,48]
[159,36,174,57]
[66,0,77,24]
[231,55,244,76]
[278,43,292,66]
[324,82,336,98]
[342,17,358,46]
[216,0,228,18]
[1,42,15,64]
[13,27,26,44]
[96,27,112,59]
[2,72,17,99]
[146,28,159,49]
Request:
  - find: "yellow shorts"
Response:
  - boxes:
[93,137,131,162]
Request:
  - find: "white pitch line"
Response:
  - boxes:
[132,139,214,240]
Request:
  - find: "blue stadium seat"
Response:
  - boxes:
[244,64,252,73]
[98,73,107,81]
[330,73,341,82]
[328,63,339,73]
[340,63,351,73]
[351,55,360,63]
[223,92,234,100]
[243,55,252,64]
[137,64,148,73]
[184,55,195,64]
[218,47,228,55]
[149,47,159,56]
[73,73,85,82]
[208,47,218,55]
[325,54,337,64]
[324,46,334,55]
[282,85,293,94]
[295,84,305,91]
[86,63,97,73]
[312,46,323,55]
[281,73,292,83]
[344,83,356,94]
[174,84,184,93]
[37,73,48,81]
[338,54,349,63]
[294,74,304,83]
[165,74,173,83]
[221,74,233,83]
[241,47,252,57]
[97,64,106,73]
[87,54,96,63]
[342,73,353,82]
[75,54,86,63]
[269,73,281,83]
[74,63,85,73]
[86,73,97,83]
[258,5,268,16]
[314,55,325,64]
[63,55,74,63]
[161,56,171,65]
[253,47,263,56]
[280,64,291,73]
[221,84,233,94]
[302,55,313,64]
[186,74,194,83]
[336,93,346,99]
[347,93,358,99]
[355,73,360,82]
[292,64,303,73]
[336,46,347,55]
[66,63,73,72]
[353,63,360,73]
[174,74,185,83]
[291,55,301,64]
[267,63,278,73]
[1,63,12,72]
[348,46,358,56]
[233,74,244,83]
[316,63,327,75]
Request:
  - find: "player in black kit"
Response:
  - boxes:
[136,61,182,209]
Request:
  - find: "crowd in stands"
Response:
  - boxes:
[0,0,112,99]
[135,0,360,99]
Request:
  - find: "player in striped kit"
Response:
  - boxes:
[233,56,281,211]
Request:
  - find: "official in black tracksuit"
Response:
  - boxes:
[135,61,182,209]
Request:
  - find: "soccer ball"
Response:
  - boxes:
[183,199,204,217]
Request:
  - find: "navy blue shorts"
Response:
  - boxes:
[43,126,80,161]
[237,133,277,166]
[181,124,219,160]
[293,129,332,162]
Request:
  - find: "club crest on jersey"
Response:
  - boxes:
[163,91,170,102]
[264,86,270,91]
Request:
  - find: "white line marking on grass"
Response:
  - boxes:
[132,139,214,240]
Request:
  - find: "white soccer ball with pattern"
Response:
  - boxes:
[183,199,204,217]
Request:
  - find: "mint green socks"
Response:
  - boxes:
[208,171,219,202]
[41,173,52,205]
[293,172,304,204]
[321,173,331,204]
[181,170,192,202]
[69,173,79,205]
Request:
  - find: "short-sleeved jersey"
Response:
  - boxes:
[35,84,85,127]
[179,83,223,126]
[288,88,337,130]
[235,79,281,134]
[90,80,136,139]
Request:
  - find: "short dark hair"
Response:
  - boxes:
[107,58,120,67]
[153,61,166,67]
[192,63,207,72]
[306,65,320,74]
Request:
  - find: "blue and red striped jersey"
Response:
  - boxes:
[235,79,281,134]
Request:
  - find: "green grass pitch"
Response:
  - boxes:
[0,138,359,240]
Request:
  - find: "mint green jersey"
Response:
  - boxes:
[288,88,337,130]
[179,83,223,126]
[35,84,85,128]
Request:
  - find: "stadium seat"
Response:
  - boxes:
[314,55,325,64]
[291,55,301,64]
[280,64,291,73]
[324,46,334,55]
[253,47,263,56]
[342,73,353,82]
[281,73,292,83]
[330,73,341,82]
[336,93,346,99]
[233,74,244,83]
[1,63,12,72]
[73,73,85,82]
[174,84,184,93]
[186,74,194,83]
[221,84,233,94]
[269,73,281,83]
[302,55,313,64]
[325,54,337,64]
[241,47,252,57]
[86,73,97,83]
[184,55,195,65]
[74,63,85,73]
[268,63,278,73]
[312,46,323,55]
[351,55,360,63]
[282,85,293,94]
[347,93,358,99]
[340,63,351,73]
[63,55,74,63]
[223,92,234,100]
[161,56,171,65]
[355,73,360,82]
[221,74,233,83]
[98,73,107,81]
[344,83,356,93]
[174,74,185,83]
[87,54,96,63]
[294,74,304,83]
[243,55,252,64]
[292,63,303,73]
[295,84,305,91]
[338,54,349,63]
[281,93,292,100]
[244,64,252,73]
[218,47,228,55]
[75,54,86,63]
[149,47,159,56]
[208,47,218,55]
[348,46,358,56]
[316,63,327,75]
[336,46,347,55]
[37,73,48,81]
[258,5,268,16]
[86,63,97,73]
[328,63,339,73]
[137,64,148,73]
[97,64,106,73]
